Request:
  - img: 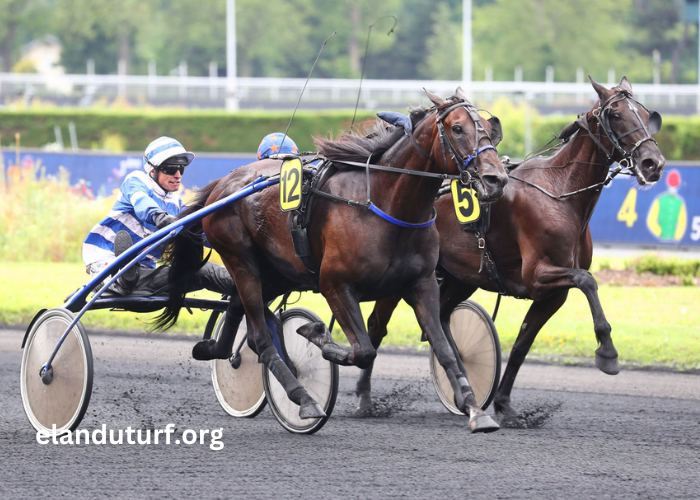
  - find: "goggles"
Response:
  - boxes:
[157,164,186,176]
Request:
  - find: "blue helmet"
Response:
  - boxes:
[257,133,299,160]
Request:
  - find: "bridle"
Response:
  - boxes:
[436,101,498,185]
[582,88,661,172]
[509,89,662,200]
[407,100,499,188]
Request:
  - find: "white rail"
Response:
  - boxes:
[1,72,698,111]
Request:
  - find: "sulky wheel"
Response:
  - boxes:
[430,300,501,414]
[20,308,93,435]
[210,312,267,418]
[262,308,338,434]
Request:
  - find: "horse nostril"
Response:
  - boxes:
[482,173,508,189]
[641,158,657,171]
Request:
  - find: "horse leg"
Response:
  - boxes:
[298,282,377,368]
[572,270,619,375]
[404,275,499,433]
[437,275,478,379]
[526,263,619,375]
[233,265,325,419]
[494,292,568,423]
[192,294,244,360]
[355,296,401,415]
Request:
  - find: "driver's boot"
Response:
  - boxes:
[114,230,140,294]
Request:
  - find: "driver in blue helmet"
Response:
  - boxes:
[82,136,235,296]
[257,132,299,160]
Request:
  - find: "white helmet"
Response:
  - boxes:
[143,136,195,173]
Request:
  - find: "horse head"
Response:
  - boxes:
[424,87,508,202]
[588,76,665,185]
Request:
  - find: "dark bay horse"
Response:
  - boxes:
[359,77,665,424]
[157,88,509,431]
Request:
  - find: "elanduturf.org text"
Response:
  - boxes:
[36,423,224,450]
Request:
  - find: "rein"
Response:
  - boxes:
[312,100,498,229]
[509,89,658,200]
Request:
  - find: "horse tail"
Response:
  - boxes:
[152,180,220,331]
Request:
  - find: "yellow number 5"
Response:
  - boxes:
[617,188,638,228]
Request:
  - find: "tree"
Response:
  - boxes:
[0,0,50,72]
[422,2,462,80]
[470,0,635,82]
[627,0,697,84]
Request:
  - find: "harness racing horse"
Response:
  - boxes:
[156,88,509,432]
[359,77,665,425]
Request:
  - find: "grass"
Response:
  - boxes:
[2,262,699,370]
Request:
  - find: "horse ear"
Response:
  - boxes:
[648,110,662,135]
[618,76,633,94]
[588,75,611,100]
[487,116,503,146]
[454,86,472,104]
[424,88,446,107]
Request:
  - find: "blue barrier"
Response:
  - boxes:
[1,149,255,198]
[3,149,700,247]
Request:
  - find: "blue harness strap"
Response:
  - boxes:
[368,203,437,228]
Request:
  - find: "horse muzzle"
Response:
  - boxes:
[475,167,508,203]
[634,147,665,185]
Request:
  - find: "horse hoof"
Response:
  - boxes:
[595,351,620,375]
[192,339,216,360]
[356,394,373,416]
[299,401,326,420]
[469,413,500,434]
[297,321,331,347]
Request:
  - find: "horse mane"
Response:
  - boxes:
[314,107,431,165]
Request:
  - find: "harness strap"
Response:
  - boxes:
[331,159,460,180]
[508,166,625,200]
[310,187,437,228]
[368,204,437,228]
[408,127,437,164]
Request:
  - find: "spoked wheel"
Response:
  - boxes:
[430,300,501,414]
[20,308,93,435]
[263,308,339,434]
[210,313,267,418]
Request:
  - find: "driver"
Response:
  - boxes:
[82,136,235,296]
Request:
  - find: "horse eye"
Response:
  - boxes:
[612,113,622,121]
[452,124,463,134]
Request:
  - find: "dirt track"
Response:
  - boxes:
[2,327,699,499]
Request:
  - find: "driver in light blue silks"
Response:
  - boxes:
[82,136,235,296]
[257,133,299,160]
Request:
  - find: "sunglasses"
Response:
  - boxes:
[158,165,186,176]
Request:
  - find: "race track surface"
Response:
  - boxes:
[1,328,699,499]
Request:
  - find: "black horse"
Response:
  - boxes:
[156,88,509,432]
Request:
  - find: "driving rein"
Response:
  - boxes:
[313,102,498,228]
[509,89,661,200]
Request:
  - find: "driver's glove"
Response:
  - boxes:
[153,211,178,229]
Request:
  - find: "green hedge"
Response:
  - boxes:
[0,109,377,154]
[0,108,696,160]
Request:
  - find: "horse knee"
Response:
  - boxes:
[352,347,377,369]
[573,269,598,292]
